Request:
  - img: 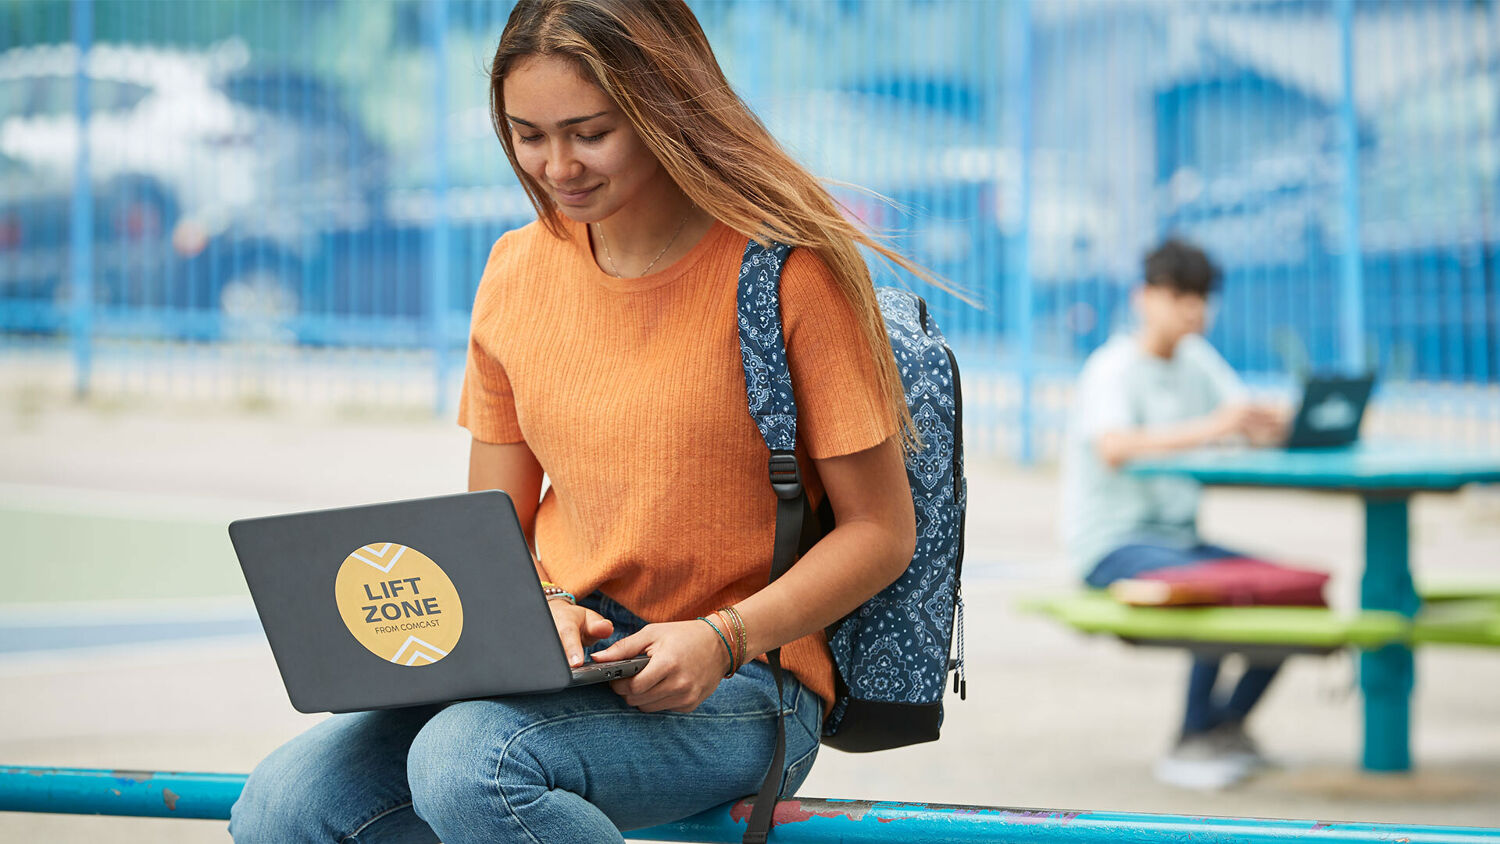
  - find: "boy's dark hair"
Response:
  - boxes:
[1143,238,1219,296]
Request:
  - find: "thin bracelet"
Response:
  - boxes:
[717,607,744,669]
[698,617,736,678]
[732,607,748,666]
[716,606,748,671]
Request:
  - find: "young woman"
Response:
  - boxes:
[231,1,924,840]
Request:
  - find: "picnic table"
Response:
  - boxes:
[1127,442,1500,773]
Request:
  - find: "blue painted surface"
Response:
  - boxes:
[642,798,1500,843]
[0,768,245,821]
[1008,0,1036,465]
[424,0,452,417]
[1335,0,1366,374]
[1127,444,1500,492]
[5,769,1500,842]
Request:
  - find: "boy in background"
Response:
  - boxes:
[1061,238,1288,790]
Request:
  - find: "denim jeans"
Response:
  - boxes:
[230,594,823,843]
[1087,542,1283,737]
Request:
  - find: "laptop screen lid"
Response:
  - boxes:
[229,490,579,714]
[1285,374,1375,449]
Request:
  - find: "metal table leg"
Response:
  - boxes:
[1359,494,1419,772]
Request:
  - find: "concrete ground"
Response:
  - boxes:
[2,398,1499,841]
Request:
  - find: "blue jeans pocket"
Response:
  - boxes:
[781,742,818,798]
[778,685,823,798]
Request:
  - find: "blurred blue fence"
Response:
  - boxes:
[1,0,1497,458]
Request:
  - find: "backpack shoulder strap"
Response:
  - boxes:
[736,237,804,584]
[737,238,798,460]
[735,237,801,844]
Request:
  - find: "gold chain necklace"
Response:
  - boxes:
[595,209,692,278]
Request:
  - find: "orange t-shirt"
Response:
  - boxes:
[457,216,896,708]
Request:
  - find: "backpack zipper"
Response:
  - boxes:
[916,295,968,702]
[951,589,967,700]
[916,295,966,571]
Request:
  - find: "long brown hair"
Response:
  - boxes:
[490,0,946,448]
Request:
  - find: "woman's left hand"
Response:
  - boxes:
[590,619,733,713]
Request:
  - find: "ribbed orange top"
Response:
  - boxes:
[457,217,895,708]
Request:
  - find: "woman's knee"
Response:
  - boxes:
[408,701,533,819]
[230,753,331,843]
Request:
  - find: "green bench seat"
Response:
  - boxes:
[1411,579,1500,647]
[1410,598,1500,647]
[1415,578,1500,604]
[1020,591,1410,658]
[1024,589,1500,654]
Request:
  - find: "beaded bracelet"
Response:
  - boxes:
[697,616,736,678]
[540,584,576,604]
[715,605,748,672]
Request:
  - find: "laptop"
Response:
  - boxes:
[1284,373,1375,449]
[228,490,648,714]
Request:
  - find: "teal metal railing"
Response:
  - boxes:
[2,766,1497,843]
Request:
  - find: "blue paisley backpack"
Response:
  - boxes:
[735,239,967,842]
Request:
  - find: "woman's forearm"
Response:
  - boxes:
[1094,414,1229,468]
[469,437,550,580]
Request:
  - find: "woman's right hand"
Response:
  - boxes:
[549,599,614,667]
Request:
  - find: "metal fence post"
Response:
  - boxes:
[1336,0,1366,374]
[69,0,93,398]
[741,1,766,110]
[1007,0,1036,464]
[427,0,452,416]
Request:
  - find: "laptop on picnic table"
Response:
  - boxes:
[1284,373,1375,449]
[228,490,647,714]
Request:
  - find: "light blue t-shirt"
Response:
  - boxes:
[1060,333,1246,575]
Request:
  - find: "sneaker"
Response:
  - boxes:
[1153,724,1257,790]
[1215,720,1272,770]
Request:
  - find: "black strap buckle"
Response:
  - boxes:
[768,451,802,500]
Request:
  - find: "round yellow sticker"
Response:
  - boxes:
[334,543,464,667]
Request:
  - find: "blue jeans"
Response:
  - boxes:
[230,594,823,843]
[1088,542,1283,738]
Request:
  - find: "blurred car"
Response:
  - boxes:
[0,151,69,329]
[0,41,387,329]
[0,148,193,332]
